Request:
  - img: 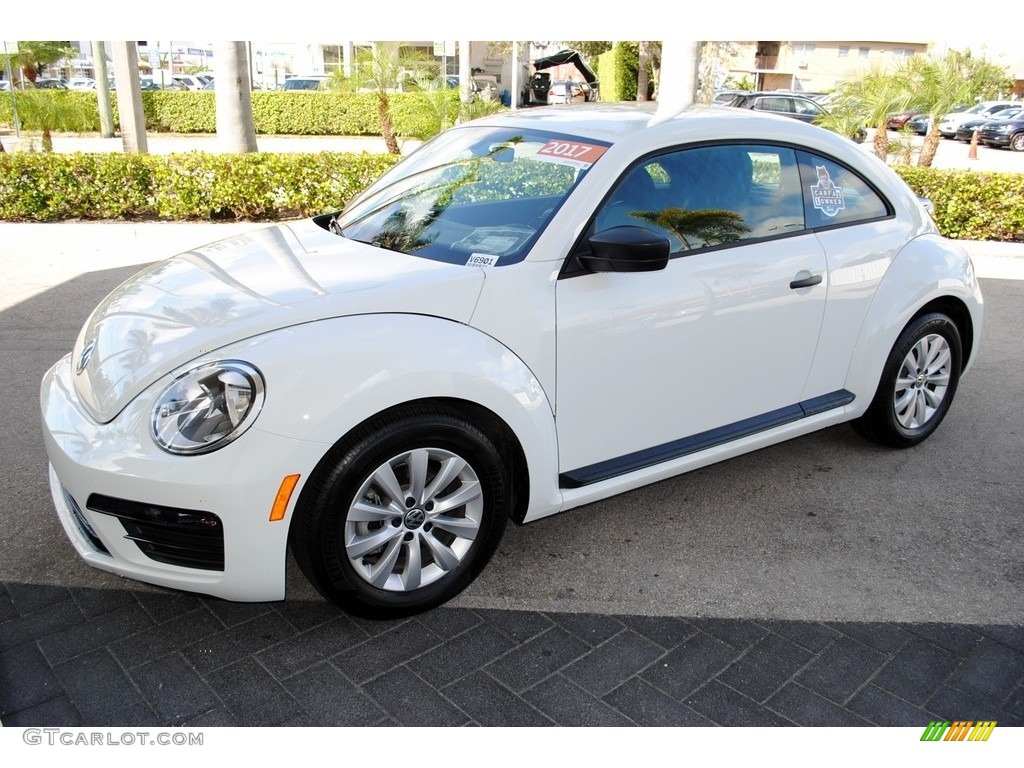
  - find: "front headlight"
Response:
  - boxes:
[152,361,265,455]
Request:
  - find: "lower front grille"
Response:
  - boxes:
[86,494,224,571]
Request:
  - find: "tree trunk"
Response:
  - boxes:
[378,95,400,155]
[94,41,114,138]
[872,121,889,161]
[214,42,258,153]
[654,41,700,119]
[918,128,941,167]
[637,42,650,102]
[42,126,53,152]
[111,42,148,154]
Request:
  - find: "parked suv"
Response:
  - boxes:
[977,111,1024,151]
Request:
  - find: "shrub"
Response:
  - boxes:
[1,150,1022,243]
[895,166,1024,241]
[0,90,461,137]
[0,151,399,221]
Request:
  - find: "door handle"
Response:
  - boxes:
[789,273,823,289]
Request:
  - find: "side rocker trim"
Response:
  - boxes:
[558,389,855,488]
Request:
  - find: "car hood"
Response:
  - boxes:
[71,219,486,423]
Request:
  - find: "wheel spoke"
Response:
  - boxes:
[349,499,396,523]
[401,538,422,590]
[372,462,407,508]
[913,390,929,427]
[894,389,916,422]
[923,386,945,409]
[367,537,404,588]
[421,531,461,572]
[424,455,467,502]
[430,513,480,541]
[407,448,430,504]
[347,524,403,559]
[923,337,949,371]
[432,481,482,515]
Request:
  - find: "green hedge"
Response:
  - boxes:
[0,151,1021,241]
[0,91,463,137]
[894,166,1024,241]
[0,151,400,221]
[595,43,640,102]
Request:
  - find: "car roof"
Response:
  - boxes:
[465,102,859,155]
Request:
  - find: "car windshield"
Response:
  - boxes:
[335,126,609,266]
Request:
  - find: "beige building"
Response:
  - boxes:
[722,41,931,93]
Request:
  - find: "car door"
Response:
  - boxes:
[554,143,828,483]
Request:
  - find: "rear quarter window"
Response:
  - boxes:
[796,151,890,228]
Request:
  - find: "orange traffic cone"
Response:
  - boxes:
[969,130,979,160]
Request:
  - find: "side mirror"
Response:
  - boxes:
[579,226,670,273]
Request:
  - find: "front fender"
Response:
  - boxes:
[216,313,563,521]
[844,234,983,406]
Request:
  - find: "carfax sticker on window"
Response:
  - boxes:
[466,253,500,268]
[535,140,609,169]
[810,165,845,217]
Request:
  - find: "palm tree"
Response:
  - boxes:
[348,42,437,155]
[4,41,71,84]
[214,42,258,153]
[909,53,977,168]
[831,64,914,161]
[13,89,94,150]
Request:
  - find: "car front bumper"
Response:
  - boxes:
[41,354,327,602]
[978,133,1011,147]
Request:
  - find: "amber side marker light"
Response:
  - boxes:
[270,475,301,521]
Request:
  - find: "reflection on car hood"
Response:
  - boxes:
[72,219,486,423]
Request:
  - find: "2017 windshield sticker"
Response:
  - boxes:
[466,253,499,268]
[810,165,845,217]
[536,140,608,169]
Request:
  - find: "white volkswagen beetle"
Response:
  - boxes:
[41,104,983,617]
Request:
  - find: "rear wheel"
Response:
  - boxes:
[853,313,962,448]
[291,405,509,618]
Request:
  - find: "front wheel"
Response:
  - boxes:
[290,405,509,618]
[1010,133,1024,152]
[852,312,962,449]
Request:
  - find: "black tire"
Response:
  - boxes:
[290,404,509,618]
[852,312,962,449]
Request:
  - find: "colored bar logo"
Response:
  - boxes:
[920,721,997,741]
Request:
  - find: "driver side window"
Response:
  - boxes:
[592,144,806,255]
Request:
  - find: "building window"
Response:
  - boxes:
[859,47,870,58]
[794,43,816,55]
[838,46,850,57]
[892,48,915,59]
[322,45,344,73]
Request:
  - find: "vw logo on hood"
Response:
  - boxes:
[76,339,96,375]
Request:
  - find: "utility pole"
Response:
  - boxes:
[111,41,148,153]
[94,41,114,138]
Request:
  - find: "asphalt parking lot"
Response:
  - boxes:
[1,129,1023,729]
